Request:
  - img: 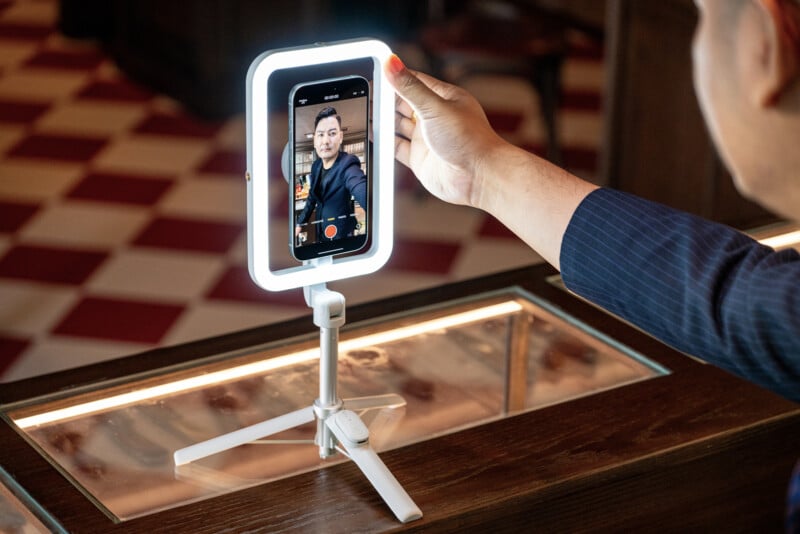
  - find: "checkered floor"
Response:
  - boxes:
[0,0,604,381]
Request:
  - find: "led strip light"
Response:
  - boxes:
[758,229,800,249]
[13,300,523,429]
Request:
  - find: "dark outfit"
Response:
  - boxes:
[561,188,800,401]
[560,188,800,530]
[296,152,367,242]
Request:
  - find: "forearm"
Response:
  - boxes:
[473,143,598,269]
[561,188,800,401]
[296,200,314,225]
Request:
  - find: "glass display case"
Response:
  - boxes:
[2,289,665,522]
[0,466,64,534]
[751,222,800,251]
[1,265,797,533]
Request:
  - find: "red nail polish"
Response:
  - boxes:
[387,54,405,75]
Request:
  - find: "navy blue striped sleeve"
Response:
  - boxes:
[560,188,800,402]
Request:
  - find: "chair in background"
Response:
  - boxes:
[419,0,588,164]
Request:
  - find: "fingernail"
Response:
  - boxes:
[387,54,405,75]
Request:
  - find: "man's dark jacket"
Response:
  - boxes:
[296,152,367,241]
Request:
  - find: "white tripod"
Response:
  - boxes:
[173,283,422,523]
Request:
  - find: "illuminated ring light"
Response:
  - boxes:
[246,39,395,291]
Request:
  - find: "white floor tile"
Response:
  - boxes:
[560,109,604,147]
[462,74,540,113]
[20,200,151,249]
[227,233,248,264]
[0,235,11,257]
[215,116,246,149]
[0,159,84,201]
[92,135,212,175]
[87,248,226,301]
[394,193,483,241]
[1,0,57,24]
[0,69,88,102]
[157,176,246,222]
[450,239,543,281]
[0,41,38,70]
[0,125,26,154]
[162,300,308,346]
[2,336,150,382]
[562,59,605,91]
[35,101,149,136]
[0,280,79,336]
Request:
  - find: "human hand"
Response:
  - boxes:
[384,54,507,208]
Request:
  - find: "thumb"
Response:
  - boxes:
[384,54,443,117]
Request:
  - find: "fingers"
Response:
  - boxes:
[395,95,414,123]
[385,54,447,121]
[395,107,416,141]
[394,135,411,169]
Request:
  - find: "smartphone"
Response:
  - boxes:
[289,75,370,261]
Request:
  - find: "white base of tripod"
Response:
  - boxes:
[173,283,422,524]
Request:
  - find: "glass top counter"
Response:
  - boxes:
[1,289,667,522]
[0,465,64,534]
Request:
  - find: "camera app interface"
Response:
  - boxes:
[291,76,369,261]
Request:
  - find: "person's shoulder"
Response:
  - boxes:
[339,152,360,165]
[338,152,364,173]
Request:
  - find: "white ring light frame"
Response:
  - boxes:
[246,39,394,291]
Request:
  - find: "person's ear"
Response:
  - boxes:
[747,0,800,107]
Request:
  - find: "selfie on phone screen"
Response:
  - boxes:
[290,76,370,261]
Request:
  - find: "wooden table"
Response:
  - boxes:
[1,264,798,532]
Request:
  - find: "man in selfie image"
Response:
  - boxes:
[295,106,367,244]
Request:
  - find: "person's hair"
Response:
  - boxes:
[315,107,342,129]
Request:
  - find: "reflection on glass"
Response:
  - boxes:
[2,290,667,521]
[0,466,65,533]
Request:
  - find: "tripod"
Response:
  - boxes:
[173,283,422,523]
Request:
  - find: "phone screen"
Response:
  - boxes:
[289,76,370,261]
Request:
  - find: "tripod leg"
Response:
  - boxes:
[326,410,422,523]
[174,406,315,466]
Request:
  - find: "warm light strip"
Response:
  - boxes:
[758,230,800,249]
[13,301,522,429]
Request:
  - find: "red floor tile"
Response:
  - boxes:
[52,296,184,343]
[0,334,29,375]
[0,21,51,40]
[486,110,524,133]
[197,149,245,176]
[206,265,306,306]
[563,146,598,171]
[272,193,289,216]
[66,172,173,206]
[568,40,604,61]
[386,237,460,274]
[0,200,38,232]
[395,164,421,192]
[477,215,516,239]
[8,133,107,162]
[24,49,105,70]
[76,79,154,103]
[132,217,243,253]
[561,89,602,111]
[0,244,107,285]
[0,98,50,123]
[133,112,222,138]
